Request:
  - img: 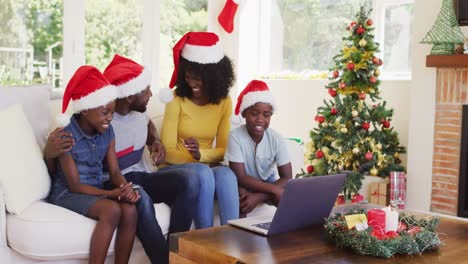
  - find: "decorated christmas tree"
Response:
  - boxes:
[300,6,406,200]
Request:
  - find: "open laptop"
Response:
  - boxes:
[228,173,346,236]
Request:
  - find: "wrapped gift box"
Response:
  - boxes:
[369,181,389,206]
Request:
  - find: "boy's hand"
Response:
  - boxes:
[44,127,74,159]
[149,140,166,165]
[240,191,263,214]
[184,137,201,161]
[271,186,285,206]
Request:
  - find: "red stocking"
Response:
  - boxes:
[218,0,239,33]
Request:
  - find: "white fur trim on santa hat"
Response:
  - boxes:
[181,42,224,64]
[71,84,119,113]
[239,90,277,115]
[232,0,240,4]
[230,114,243,126]
[158,87,174,103]
[116,67,152,98]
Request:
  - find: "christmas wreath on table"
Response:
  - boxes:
[324,208,442,258]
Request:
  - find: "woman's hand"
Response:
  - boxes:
[44,127,74,159]
[149,140,166,166]
[184,137,201,161]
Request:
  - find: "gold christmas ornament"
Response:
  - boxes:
[370,167,378,176]
[341,127,348,133]
[359,38,367,47]
[394,152,400,159]
[351,110,359,117]
[352,147,360,154]
[322,122,329,128]
[376,143,382,150]
[374,69,380,76]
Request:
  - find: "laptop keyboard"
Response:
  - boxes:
[253,222,272,230]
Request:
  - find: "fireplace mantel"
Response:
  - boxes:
[426,54,468,68]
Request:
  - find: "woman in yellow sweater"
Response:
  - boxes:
[159,32,239,228]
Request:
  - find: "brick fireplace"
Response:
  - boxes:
[431,68,464,215]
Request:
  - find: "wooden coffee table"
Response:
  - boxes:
[169,214,468,263]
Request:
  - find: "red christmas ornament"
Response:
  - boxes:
[369,76,377,84]
[317,115,325,123]
[362,122,370,130]
[332,70,339,78]
[366,19,373,26]
[330,108,338,115]
[351,193,364,203]
[408,226,422,235]
[356,26,365,35]
[306,165,314,173]
[336,194,345,205]
[359,92,366,100]
[372,56,379,64]
[398,222,408,232]
[347,61,355,71]
[382,120,391,128]
[316,150,324,159]
[339,82,346,89]
[365,151,373,160]
[349,21,356,28]
[328,88,337,97]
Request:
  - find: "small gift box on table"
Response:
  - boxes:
[369,181,389,206]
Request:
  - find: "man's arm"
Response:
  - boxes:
[43,127,74,176]
[147,119,166,165]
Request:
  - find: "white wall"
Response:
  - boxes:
[265,79,410,170]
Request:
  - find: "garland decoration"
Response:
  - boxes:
[324,208,442,258]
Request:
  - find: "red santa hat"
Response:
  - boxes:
[232,80,277,124]
[218,0,240,33]
[57,65,119,127]
[159,32,224,103]
[103,54,151,98]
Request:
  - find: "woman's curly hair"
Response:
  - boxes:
[175,56,235,104]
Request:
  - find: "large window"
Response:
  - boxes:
[0,0,63,87]
[239,0,414,80]
[85,0,144,71]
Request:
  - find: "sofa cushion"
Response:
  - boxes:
[0,84,51,149]
[0,105,51,214]
[7,201,171,260]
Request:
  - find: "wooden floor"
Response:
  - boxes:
[170,215,468,263]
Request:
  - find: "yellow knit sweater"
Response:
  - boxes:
[161,95,232,165]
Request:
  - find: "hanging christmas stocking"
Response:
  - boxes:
[218,0,239,33]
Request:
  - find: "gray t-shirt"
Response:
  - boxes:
[225,125,290,181]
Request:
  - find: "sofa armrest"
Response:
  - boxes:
[0,188,6,247]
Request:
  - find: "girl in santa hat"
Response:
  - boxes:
[48,66,139,263]
[226,80,293,215]
[159,31,239,228]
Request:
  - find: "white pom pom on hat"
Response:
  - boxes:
[231,80,277,124]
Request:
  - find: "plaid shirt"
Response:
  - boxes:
[52,114,114,195]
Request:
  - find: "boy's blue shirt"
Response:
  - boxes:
[51,115,114,196]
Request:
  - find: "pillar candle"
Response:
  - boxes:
[367,209,385,233]
[382,206,399,232]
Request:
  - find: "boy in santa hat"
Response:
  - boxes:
[226,80,293,215]
[48,66,138,264]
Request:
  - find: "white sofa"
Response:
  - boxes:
[0,84,305,263]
